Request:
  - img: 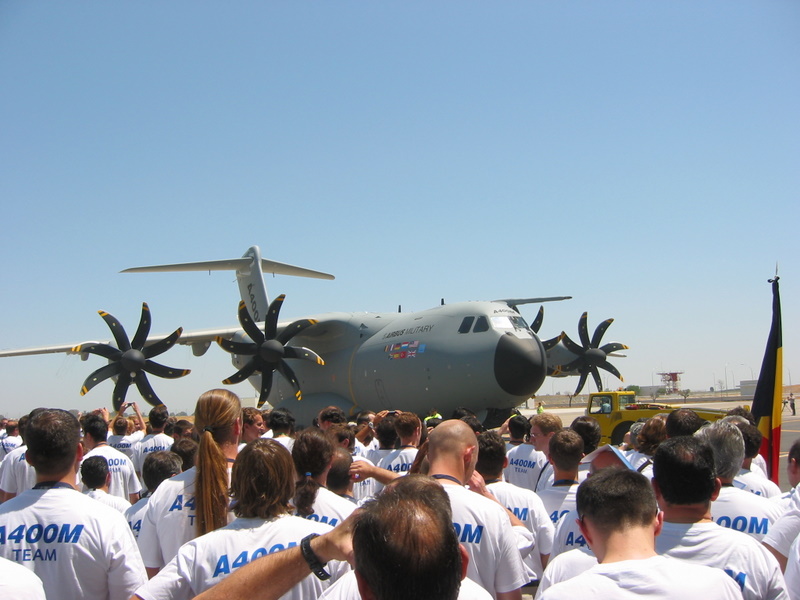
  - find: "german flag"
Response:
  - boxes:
[751,276,782,485]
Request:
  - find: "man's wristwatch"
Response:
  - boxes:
[300,533,331,580]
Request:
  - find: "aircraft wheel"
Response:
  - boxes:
[611,421,634,446]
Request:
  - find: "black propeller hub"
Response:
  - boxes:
[584,347,606,366]
[259,339,285,364]
[121,349,146,373]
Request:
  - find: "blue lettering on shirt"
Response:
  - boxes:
[452,522,484,544]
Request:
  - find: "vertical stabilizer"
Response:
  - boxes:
[237,246,270,323]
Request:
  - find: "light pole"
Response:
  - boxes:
[740,363,754,379]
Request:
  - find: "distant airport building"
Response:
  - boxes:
[739,379,758,399]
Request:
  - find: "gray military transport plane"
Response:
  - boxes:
[0,246,627,426]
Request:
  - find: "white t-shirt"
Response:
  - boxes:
[537,483,579,525]
[108,430,144,459]
[136,467,199,569]
[0,556,46,600]
[539,555,741,600]
[319,569,493,600]
[376,446,418,475]
[86,489,132,514]
[132,433,175,476]
[534,547,598,600]
[0,486,147,600]
[711,485,784,541]
[785,534,800,600]
[134,515,349,600]
[351,456,379,502]
[550,509,589,558]
[300,486,357,528]
[0,434,22,457]
[0,445,36,496]
[504,444,547,492]
[751,454,768,479]
[442,483,528,598]
[487,479,554,580]
[735,468,782,498]
[656,520,787,600]
[82,444,141,500]
[125,496,150,541]
[763,485,800,558]
[273,435,294,453]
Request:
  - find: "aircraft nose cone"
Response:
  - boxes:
[494,333,547,397]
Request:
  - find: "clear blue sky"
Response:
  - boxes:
[1,1,798,417]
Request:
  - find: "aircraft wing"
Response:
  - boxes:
[495,296,572,311]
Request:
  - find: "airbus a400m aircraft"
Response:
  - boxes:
[0,246,628,426]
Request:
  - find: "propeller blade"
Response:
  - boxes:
[276,318,318,345]
[265,294,286,340]
[591,368,603,392]
[599,342,628,354]
[559,357,583,373]
[130,303,152,350]
[577,312,590,348]
[134,372,161,407]
[112,372,132,412]
[237,300,264,344]
[143,360,191,379]
[276,360,302,402]
[542,333,564,351]
[257,370,275,408]
[222,358,258,385]
[590,318,614,348]
[216,337,258,356]
[81,362,122,395]
[561,333,584,356]
[72,343,122,361]
[143,327,184,359]
[531,306,544,334]
[284,346,325,365]
[598,360,623,381]
[573,370,589,396]
[99,310,132,352]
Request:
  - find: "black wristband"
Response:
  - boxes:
[300,533,331,580]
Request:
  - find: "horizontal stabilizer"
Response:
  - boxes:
[122,257,334,280]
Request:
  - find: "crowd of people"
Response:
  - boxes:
[0,393,798,600]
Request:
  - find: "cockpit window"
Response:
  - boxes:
[473,316,489,332]
[490,316,530,332]
[458,316,475,334]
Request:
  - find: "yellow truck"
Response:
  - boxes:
[586,390,731,445]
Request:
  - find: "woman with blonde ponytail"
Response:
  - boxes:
[136,389,241,577]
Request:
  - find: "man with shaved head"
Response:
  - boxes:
[427,420,527,600]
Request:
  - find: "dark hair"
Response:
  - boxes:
[638,416,667,456]
[318,406,347,426]
[174,419,194,439]
[653,436,716,505]
[242,407,262,426]
[170,438,199,471]
[665,408,705,437]
[142,451,183,492]
[459,415,485,434]
[81,414,109,443]
[790,438,800,464]
[148,405,170,430]
[232,439,295,519]
[395,413,421,439]
[577,468,657,534]
[734,422,762,459]
[725,406,756,426]
[113,416,129,436]
[354,475,461,600]
[26,409,81,476]
[328,424,356,451]
[292,428,334,517]
[268,407,296,434]
[570,416,602,455]
[375,417,398,449]
[549,429,584,471]
[163,417,177,436]
[508,415,531,441]
[81,455,109,489]
[450,407,476,420]
[355,411,375,426]
[327,447,353,494]
[476,431,506,479]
